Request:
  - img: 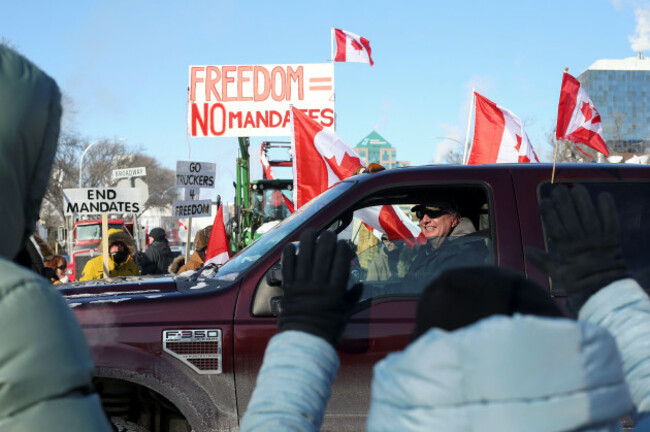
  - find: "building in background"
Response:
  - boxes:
[578,55,650,158]
[354,131,410,169]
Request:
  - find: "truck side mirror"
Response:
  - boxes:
[252,263,284,317]
[57,227,67,244]
[265,264,282,286]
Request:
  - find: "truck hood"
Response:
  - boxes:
[58,266,238,308]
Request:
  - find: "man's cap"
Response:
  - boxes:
[411,200,457,216]
[149,227,167,241]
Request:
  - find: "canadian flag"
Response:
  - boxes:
[291,106,366,207]
[556,72,609,156]
[355,205,421,247]
[178,219,187,230]
[333,28,374,66]
[291,106,420,243]
[204,204,231,266]
[261,143,274,180]
[467,92,540,165]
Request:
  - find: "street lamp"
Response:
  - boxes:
[78,137,126,188]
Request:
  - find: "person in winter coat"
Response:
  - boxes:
[79,228,140,280]
[404,200,489,283]
[139,227,175,275]
[526,184,650,429]
[0,45,112,430]
[169,225,211,274]
[241,184,650,432]
[367,235,403,281]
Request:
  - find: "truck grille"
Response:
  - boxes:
[162,329,222,374]
[74,254,96,280]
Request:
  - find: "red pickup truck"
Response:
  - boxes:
[59,164,650,432]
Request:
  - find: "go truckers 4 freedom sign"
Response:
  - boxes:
[188,63,335,137]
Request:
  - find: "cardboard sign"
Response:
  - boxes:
[184,188,200,200]
[188,63,335,137]
[176,161,216,188]
[173,199,212,218]
[63,188,146,216]
[112,167,147,180]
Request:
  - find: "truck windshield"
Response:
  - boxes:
[252,188,293,222]
[214,181,355,281]
[77,223,125,241]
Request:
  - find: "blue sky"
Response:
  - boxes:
[2,0,648,203]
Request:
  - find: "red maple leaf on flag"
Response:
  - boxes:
[324,152,364,180]
[581,102,592,122]
[513,135,531,163]
[350,39,363,53]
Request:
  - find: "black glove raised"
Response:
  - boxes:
[525,184,629,316]
[278,228,363,346]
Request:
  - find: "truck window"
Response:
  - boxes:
[335,185,495,304]
[76,223,125,241]
[539,182,650,293]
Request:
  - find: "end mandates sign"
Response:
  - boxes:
[188,63,335,138]
[63,188,146,216]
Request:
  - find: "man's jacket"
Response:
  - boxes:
[80,254,141,280]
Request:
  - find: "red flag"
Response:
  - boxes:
[556,72,609,156]
[178,219,187,230]
[282,193,294,214]
[355,205,421,248]
[290,106,365,207]
[261,143,274,180]
[468,92,540,165]
[333,28,374,66]
[205,205,231,266]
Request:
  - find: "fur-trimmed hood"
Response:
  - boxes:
[98,228,136,255]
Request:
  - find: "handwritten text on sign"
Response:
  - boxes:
[63,188,145,215]
[188,63,335,137]
[176,161,216,188]
[173,199,212,218]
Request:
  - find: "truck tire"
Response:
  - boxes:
[110,417,151,432]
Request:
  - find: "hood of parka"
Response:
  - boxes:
[0,46,61,261]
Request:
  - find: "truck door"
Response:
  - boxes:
[233,167,519,428]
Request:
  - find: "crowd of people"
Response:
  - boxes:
[4,43,650,431]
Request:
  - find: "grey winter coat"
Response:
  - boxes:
[0,46,112,431]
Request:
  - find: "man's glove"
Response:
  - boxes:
[278,229,363,346]
[525,184,629,316]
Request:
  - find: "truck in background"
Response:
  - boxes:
[66,218,135,281]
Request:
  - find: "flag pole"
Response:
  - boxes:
[551,138,560,184]
[462,88,475,165]
[331,28,334,62]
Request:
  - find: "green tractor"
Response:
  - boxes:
[229,138,294,252]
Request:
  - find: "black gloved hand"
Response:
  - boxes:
[278,228,363,346]
[525,184,629,316]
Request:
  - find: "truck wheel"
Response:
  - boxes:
[110,417,151,432]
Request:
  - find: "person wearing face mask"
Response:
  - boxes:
[79,228,140,280]
[404,199,489,284]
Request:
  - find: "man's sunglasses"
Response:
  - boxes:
[416,209,447,219]
[57,265,67,271]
